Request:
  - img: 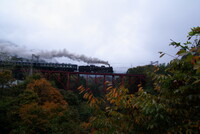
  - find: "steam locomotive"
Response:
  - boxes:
[0,60,113,73]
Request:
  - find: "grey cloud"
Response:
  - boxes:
[0,0,200,72]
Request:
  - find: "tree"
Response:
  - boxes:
[0,70,14,89]
[27,78,67,105]
[10,78,69,133]
[0,73,89,133]
[77,27,200,133]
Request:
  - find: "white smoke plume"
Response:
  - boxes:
[0,40,110,65]
[37,49,110,66]
[0,40,32,59]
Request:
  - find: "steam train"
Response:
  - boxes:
[0,60,113,73]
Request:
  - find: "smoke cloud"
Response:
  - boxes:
[0,40,109,65]
[37,49,109,65]
[0,40,31,59]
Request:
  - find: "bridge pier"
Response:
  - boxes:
[19,69,145,91]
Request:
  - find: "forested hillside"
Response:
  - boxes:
[0,27,200,133]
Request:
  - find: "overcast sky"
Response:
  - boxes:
[0,0,200,72]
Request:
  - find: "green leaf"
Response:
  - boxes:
[192,79,200,85]
[193,64,200,70]
[184,41,191,45]
[196,67,200,74]
[176,49,187,56]
[188,31,194,36]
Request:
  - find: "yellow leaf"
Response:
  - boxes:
[106,86,113,91]
[83,93,89,99]
[88,94,93,101]
[110,99,115,104]
[105,107,110,111]
[114,92,118,98]
[138,87,143,92]
[91,98,96,104]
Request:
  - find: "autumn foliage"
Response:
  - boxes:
[77,27,200,133]
[0,27,199,134]
[27,78,67,105]
[0,72,91,133]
